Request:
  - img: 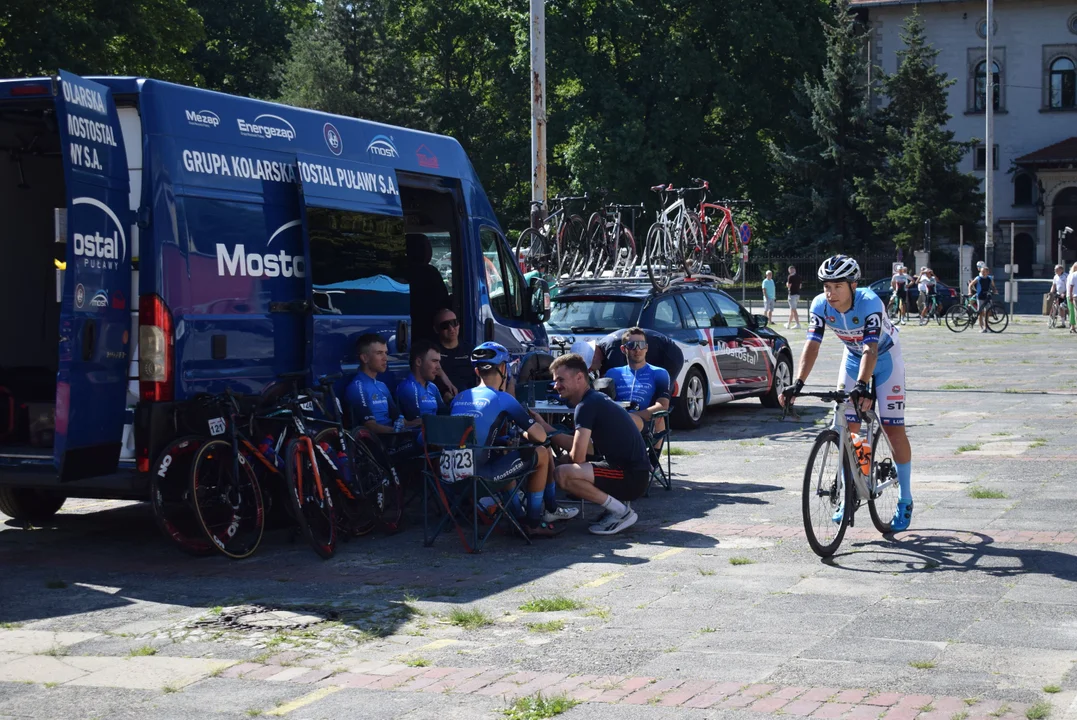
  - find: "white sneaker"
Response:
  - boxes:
[589,507,638,535]
[543,505,580,523]
[783,323,790,329]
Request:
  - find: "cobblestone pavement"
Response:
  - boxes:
[2,317,1077,720]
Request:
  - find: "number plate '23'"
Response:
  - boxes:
[439,448,474,483]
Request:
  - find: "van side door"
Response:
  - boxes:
[478,227,541,353]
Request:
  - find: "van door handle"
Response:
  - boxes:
[396,320,408,353]
[269,300,311,314]
[81,320,97,361]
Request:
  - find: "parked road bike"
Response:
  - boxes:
[644,183,702,291]
[782,388,900,558]
[515,194,588,281]
[945,293,1009,333]
[1048,293,1068,329]
[683,178,747,284]
[580,199,642,279]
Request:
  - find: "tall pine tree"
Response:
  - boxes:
[768,0,877,253]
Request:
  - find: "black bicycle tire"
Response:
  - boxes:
[944,305,970,333]
[189,438,265,560]
[645,223,675,292]
[514,228,548,276]
[866,424,900,534]
[986,303,1009,333]
[555,214,586,280]
[151,435,216,557]
[313,427,377,537]
[284,438,337,559]
[583,212,608,277]
[614,226,637,277]
[352,431,404,532]
[802,429,853,558]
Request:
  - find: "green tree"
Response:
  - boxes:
[768,0,877,252]
[877,7,948,133]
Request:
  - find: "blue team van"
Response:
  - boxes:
[0,71,549,522]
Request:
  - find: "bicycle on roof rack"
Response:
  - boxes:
[644,182,702,291]
[515,193,589,282]
[684,178,749,285]
[581,200,644,280]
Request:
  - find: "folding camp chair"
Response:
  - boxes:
[420,414,533,553]
[644,408,673,495]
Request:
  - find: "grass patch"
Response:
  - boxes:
[1043,685,1061,694]
[990,705,1012,717]
[519,596,584,613]
[956,443,982,453]
[210,606,223,615]
[729,557,754,566]
[245,710,263,718]
[503,693,580,720]
[967,486,1007,499]
[699,568,716,576]
[1029,438,1048,449]
[991,431,1012,437]
[584,607,611,621]
[1026,701,1051,720]
[0,622,21,630]
[666,447,697,456]
[45,580,67,590]
[44,681,59,689]
[699,627,716,633]
[129,645,157,657]
[41,645,68,658]
[951,713,969,720]
[162,682,181,694]
[448,608,493,630]
[404,657,430,667]
[909,659,936,669]
[940,382,979,390]
[526,620,565,633]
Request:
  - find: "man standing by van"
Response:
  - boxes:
[432,308,477,403]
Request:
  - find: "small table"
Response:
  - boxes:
[530,401,574,416]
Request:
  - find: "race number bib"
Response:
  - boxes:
[208,417,226,436]
[439,448,474,483]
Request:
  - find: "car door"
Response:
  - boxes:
[677,291,738,396]
[641,294,695,391]
[708,291,771,392]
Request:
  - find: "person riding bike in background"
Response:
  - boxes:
[891,265,910,325]
[779,255,915,531]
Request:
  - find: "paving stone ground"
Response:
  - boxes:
[2,317,1077,719]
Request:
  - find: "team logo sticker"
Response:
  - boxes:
[74,283,85,308]
[366,134,398,158]
[323,122,343,156]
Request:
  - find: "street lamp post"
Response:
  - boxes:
[984,0,994,269]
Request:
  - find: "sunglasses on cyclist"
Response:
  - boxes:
[622,340,648,351]
[437,319,460,331]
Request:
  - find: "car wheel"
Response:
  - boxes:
[760,353,793,408]
[0,487,66,524]
[672,368,706,430]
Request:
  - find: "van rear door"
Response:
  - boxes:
[53,71,132,480]
[295,153,408,386]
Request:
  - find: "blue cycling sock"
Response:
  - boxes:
[527,491,545,522]
[507,491,524,520]
[896,462,912,503]
[543,481,557,511]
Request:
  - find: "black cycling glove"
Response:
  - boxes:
[849,380,870,409]
[782,379,804,403]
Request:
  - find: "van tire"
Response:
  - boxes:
[0,487,66,524]
[672,368,706,430]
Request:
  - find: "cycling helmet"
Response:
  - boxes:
[471,342,511,368]
[817,254,861,283]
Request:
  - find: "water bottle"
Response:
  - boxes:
[258,434,281,470]
[851,433,872,476]
[393,416,405,433]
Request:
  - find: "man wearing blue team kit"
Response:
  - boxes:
[603,327,671,439]
[779,255,914,532]
[396,340,446,421]
[451,342,578,537]
[346,333,419,464]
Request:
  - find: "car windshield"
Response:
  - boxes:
[548,297,642,333]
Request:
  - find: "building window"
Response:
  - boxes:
[973,144,999,172]
[1013,173,1033,206]
[1050,57,1076,108]
[975,61,1001,111]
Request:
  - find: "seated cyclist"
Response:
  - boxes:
[345,333,420,463]
[451,342,578,537]
[603,327,671,446]
[396,340,446,421]
[779,255,915,532]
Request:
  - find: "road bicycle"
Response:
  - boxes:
[515,194,588,281]
[580,200,642,279]
[887,289,911,323]
[918,294,943,326]
[945,293,1009,333]
[1048,293,1068,329]
[644,183,702,290]
[783,388,900,558]
[683,178,747,284]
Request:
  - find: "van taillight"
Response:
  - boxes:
[11,84,49,96]
[139,294,174,402]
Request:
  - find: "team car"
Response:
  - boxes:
[546,280,794,429]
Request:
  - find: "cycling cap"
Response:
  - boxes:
[817,254,861,283]
[471,342,510,368]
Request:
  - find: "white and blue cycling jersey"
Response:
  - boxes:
[807,288,906,427]
[604,363,671,410]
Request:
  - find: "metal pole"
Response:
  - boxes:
[530,0,546,221]
[1009,221,1015,317]
[984,0,994,269]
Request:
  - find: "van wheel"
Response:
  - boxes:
[0,488,67,524]
[672,368,706,430]
[761,353,793,408]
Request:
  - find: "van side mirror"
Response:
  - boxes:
[529,277,551,323]
[753,314,768,329]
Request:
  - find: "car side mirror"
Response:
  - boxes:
[529,276,551,323]
[753,314,768,329]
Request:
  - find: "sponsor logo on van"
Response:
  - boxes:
[71,197,127,271]
[416,144,439,169]
[366,135,398,158]
[236,114,296,141]
[324,122,343,156]
[61,79,106,115]
[89,290,109,308]
[185,109,220,128]
[215,219,306,278]
[74,284,86,308]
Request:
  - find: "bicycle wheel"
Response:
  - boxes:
[866,424,900,534]
[986,303,1009,333]
[151,436,215,557]
[612,226,637,277]
[284,438,337,559]
[945,305,972,333]
[675,212,704,276]
[802,430,853,558]
[190,439,265,559]
[887,298,900,321]
[555,214,586,280]
[1049,302,1060,329]
[514,228,549,276]
[354,430,404,532]
[314,428,377,537]
[645,223,676,291]
[932,301,944,326]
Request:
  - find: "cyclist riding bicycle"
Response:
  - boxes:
[779,255,915,531]
[451,342,578,537]
[891,265,910,325]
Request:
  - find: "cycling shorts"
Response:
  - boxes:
[480,446,539,483]
[837,344,906,427]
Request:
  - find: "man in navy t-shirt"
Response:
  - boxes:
[535,353,649,536]
[451,342,577,537]
[967,266,997,333]
[396,340,446,421]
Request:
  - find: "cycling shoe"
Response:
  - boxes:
[890,500,913,532]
